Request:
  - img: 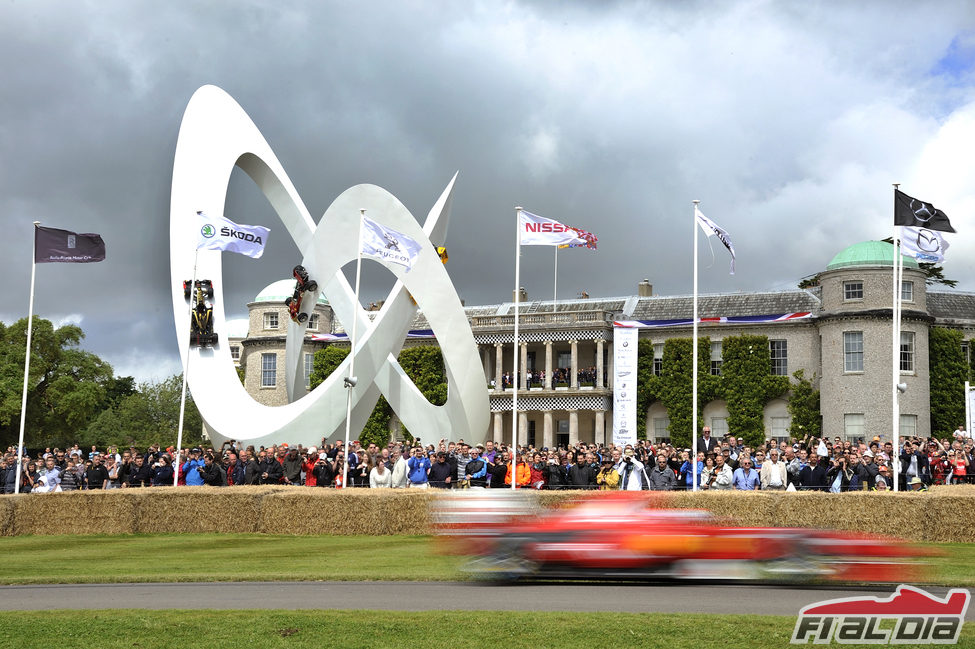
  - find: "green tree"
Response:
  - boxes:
[655,337,719,448]
[929,327,967,437]
[721,335,789,447]
[636,338,659,439]
[787,369,821,439]
[83,375,204,449]
[309,346,350,388]
[0,317,114,449]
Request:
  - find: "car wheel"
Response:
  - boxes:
[297,313,308,323]
[285,296,292,306]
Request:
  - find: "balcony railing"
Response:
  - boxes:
[471,310,615,328]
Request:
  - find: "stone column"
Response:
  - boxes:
[570,340,579,388]
[596,339,604,388]
[607,341,614,389]
[568,409,579,446]
[517,410,529,449]
[594,409,605,446]
[482,346,491,383]
[494,343,503,390]
[492,410,503,441]
[520,343,528,389]
[544,340,553,389]
[543,410,554,449]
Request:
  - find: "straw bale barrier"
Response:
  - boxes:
[2,485,973,542]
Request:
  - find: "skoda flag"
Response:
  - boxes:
[361,216,422,272]
[35,225,106,263]
[196,211,270,259]
[894,189,955,233]
[900,226,949,263]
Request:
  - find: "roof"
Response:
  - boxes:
[628,290,822,320]
[928,291,975,322]
[255,279,329,305]
[826,241,919,271]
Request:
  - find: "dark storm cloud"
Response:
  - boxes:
[0,1,973,380]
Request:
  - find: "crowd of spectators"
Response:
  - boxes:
[2,427,972,494]
[498,366,604,389]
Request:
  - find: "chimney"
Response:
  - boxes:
[638,279,653,297]
[512,287,528,303]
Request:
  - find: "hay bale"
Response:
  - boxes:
[135,486,269,534]
[259,489,434,536]
[0,495,15,536]
[12,490,140,535]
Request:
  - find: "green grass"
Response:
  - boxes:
[4,610,970,649]
[0,533,974,587]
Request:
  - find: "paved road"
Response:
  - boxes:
[1,581,970,617]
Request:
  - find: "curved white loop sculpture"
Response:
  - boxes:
[170,85,489,447]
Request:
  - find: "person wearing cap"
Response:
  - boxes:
[182,448,207,487]
[428,452,453,488]
[855,449,880,491]
[908,476,928,491]
[594,457,618,490]
[899,440,930,490]
[874,464,890,490]
[464,446,489,488]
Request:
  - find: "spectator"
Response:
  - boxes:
[648,454,677,491]
[126,455,151,488]
[732,458,760,490]
[760,448,787,491]
[529,453,547,490]
[391,450,409,488]
[60,459,83,491]
[899,441,930,489]
[3,455,19,494]
[710,453,734,490]
[799,454,827,491]
[465,447,488,488]
[505,454,531,487]
[428,452,453,488]
[488,451,509,488]
[259,451,283,485]
[85,454,109,490]
[568,452,596,489]
[616,448,647,491]
[150,455,175,486]
[595,457,619,490]
[183,449,206,487]
[407,447,431,488]
[311,454,333,487]
[369,458,392,488]
[825,456,853,493]
[950,449,969,485]
[35,457,61,492]
[199,453,226,486]
[282,448,302,486]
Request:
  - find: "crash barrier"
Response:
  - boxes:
[0,485,972,542]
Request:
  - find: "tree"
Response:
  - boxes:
[721,335,790,447]
[929,328,967,437]
[787,369,821,439]
[0,317,114,449]
[83,375,204,449]
[654,337,719,448]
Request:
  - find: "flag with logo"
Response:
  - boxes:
[196,211,270,259]
[694,206,736,274]
[360,216,423,272]
[900,226,949,263]
[520,210,596,248]
[34,226,105,263]
[894,189,955,232]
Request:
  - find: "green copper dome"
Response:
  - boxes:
[826,241,919,271]
[255,279,329,304]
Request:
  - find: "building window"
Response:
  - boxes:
[710,417,728,438]
[527,420,536,448]
[769,339,788,376]
[900,331,915,373]
[844,413,865,440]
[304,353,314,390]
[308,313,319,331]
[963,341,971,368]
[261,353,277,387]
[710,341,722,376]
[264,312,278,330]
[843,331,863,372]
[843,281,863,300]
[770,416,790,440]
[901,281,914,302]
[653,344,663,376]
[653,417,670,443]
[900,414,917,438]
[230,345,240,361]
[557,351,571,371]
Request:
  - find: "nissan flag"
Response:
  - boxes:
[361,216,423,272]
[900,226,949,263]
[519,210,594,247]
[196,211,270,259]
[34,226,105,263]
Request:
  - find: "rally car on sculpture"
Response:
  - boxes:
[286,265,318,324]
[186,281,218,347]
[434,491,932,584]
[183,279,214,300]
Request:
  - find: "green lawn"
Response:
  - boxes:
[3,610,969,649]
[0,533,972,587]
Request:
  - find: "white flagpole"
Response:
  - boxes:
[174,247,200,486]
[692,201,700,492]
[512,207,523,490]
[15,221,41,494]
[553,246,558,312]
[891,183,901,492]
[343,209,366,489]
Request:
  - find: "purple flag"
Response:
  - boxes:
[34,226,106,263]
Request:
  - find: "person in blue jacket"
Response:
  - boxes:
[182,448,206,486]
[406,447,431,488]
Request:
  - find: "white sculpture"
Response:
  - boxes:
[170,85,489,447]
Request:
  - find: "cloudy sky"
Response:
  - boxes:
[1,1,973,383]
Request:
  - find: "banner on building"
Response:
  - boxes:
[613,326,639,447]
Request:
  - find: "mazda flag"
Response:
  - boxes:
[894,189,955,232]
[34,225,106,263]
[900,226,949,263]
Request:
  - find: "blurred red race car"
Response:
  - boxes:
[433,491,934,584]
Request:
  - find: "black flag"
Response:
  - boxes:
[894,189,955,233]
[34,225,106,263]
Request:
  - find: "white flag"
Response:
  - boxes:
[900,226,949,263]
[361,216,423,272]
[519,210,589,247]
[196,211,270,259]
[695,207,736,274]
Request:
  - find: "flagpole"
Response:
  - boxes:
[553,246,558,313]
[342,209,366,489]
[174,247,200,486]
[692,201,700,492]
[891,183,901,492]
[512,207,523,490]
[15,221,41,494]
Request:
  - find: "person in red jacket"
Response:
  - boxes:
[302,447,319,487]
[529,452,547,489]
